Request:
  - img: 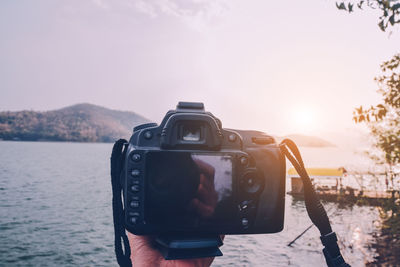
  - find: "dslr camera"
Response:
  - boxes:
[123,102,286,235]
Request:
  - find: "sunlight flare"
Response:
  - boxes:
[291,107,317,133]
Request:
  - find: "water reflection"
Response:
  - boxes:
[351,226,361,247]
[214,196,380,266]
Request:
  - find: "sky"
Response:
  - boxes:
[1,0,399,136]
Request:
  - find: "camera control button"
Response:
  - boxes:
[131,185,140,192]
[131,169,140,177]
[241,171,264,195]
[228,134,236,142]
[247,177,254,186]
[130,201,139,208]
[251,136,274,145]
[240,156,248,166]
[144,131,153,139]
[128,211,139,217]
[130,216,139,224]
[239,202,248,211]
[131,153,141,162]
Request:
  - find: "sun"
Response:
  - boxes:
[292,108,317,132]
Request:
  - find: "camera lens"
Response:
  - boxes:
[241,171,264,195]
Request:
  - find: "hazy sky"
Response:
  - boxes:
[1,0,399,136]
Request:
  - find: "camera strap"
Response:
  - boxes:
[111,139,132,267]
[279,139,350,267]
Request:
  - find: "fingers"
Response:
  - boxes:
[197,174,218,205]
[127,233,164,267]
[127,232,152,252]
[193,158,215,180]
[199,174,214,194]
[127,232,218,267]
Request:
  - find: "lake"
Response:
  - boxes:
[0,141,380,266]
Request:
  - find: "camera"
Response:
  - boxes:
[123,102,286,235]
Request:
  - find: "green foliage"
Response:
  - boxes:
[354,54,400,166]
[336,0,400,31]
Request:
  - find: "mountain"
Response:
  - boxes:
[0,104,337,146]
[276,134,335,147]
[0,103,150,142]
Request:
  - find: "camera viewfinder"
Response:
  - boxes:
[181,124,202,141]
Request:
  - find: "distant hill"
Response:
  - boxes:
[0,105,337,146]
[276,134,335,147]
[0,103,150,142]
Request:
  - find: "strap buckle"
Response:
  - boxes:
[320,232,338,247]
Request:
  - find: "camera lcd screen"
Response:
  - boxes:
[145,151,236,228]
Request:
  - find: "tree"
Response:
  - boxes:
[352,54,400,264]
[354,54,400,188]
[337,0,400,184]
[337,2,400,263]
[336,0,400,31]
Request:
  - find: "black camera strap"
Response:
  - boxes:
[111,139,132,267]
[279,139,350,267]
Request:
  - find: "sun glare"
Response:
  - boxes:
[292,108,317,133]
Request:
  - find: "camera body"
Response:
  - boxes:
[123,102,286,235]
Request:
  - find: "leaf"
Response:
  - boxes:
[378,109,386,119]
[357,1,364,9]
[389,14,395,25]
[348,3,354,12]
[378,20,386,31]
[377,104,385,109]
[392,3,400,10]
[336,2,347,10]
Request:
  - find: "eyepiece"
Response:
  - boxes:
[181,124,202,141]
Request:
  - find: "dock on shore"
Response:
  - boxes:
[287,168,399,205]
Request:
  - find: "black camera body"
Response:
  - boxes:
[123,102,286,235]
